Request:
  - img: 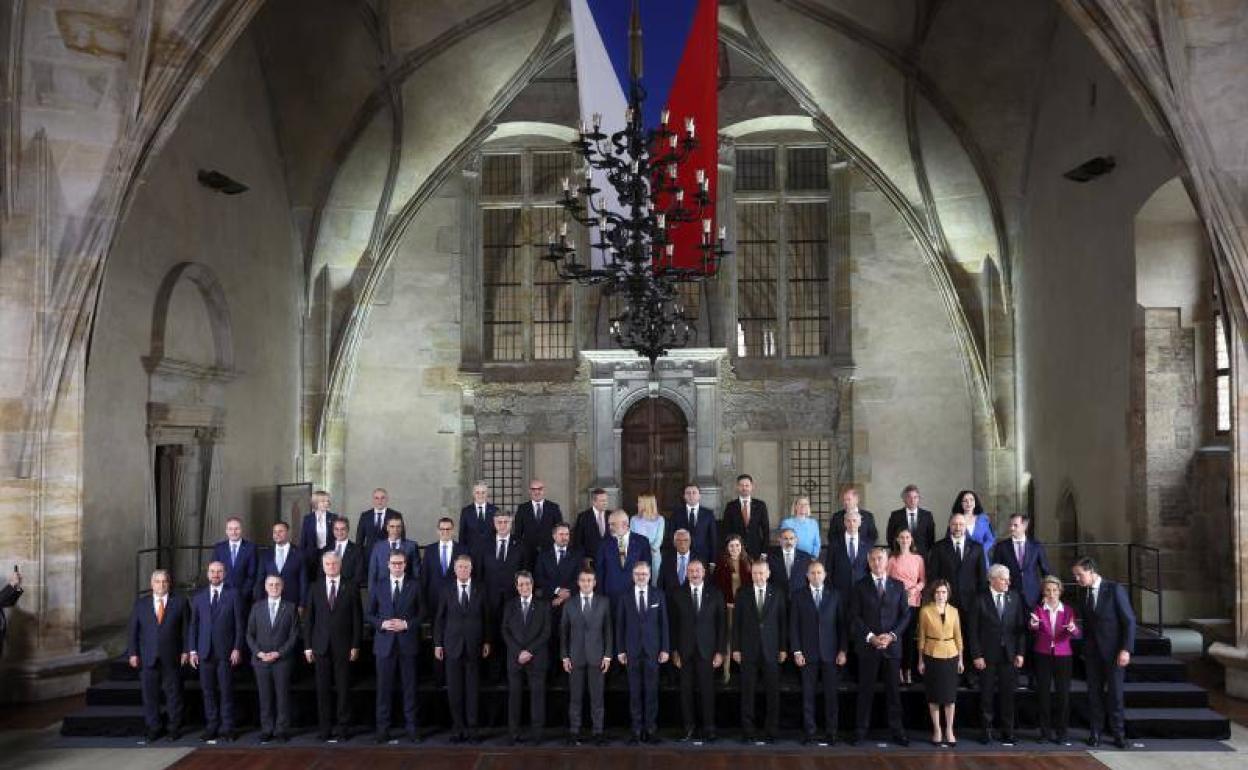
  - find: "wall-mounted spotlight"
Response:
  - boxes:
[197,169,249,195]
[1062,156,1115,183]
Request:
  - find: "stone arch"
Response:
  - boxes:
[613,385,697,430]
[147,262,235,373]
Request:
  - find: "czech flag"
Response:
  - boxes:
[571,0,719,272]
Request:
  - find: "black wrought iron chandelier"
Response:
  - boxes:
[543,4,728,367]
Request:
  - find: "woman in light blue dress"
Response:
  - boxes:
[630,494,666,587]
[778,496,821,559]
[950,489,996,569]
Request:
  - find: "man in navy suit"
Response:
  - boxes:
[829,486,879,544]
[670,483,717,564]
[514,479,563,555]
[211,516,257,599]
[421,517,465,616]
[616,562,670,744]
[768,527,812,596]
[720,474,769,558]
[825,510,872,597]
[534,523,581,673]
[849,547,910,746]
[733,560,787,743]
[368,550,422,744]
[886,485,937,556]
[187,561,245,741]
[459,481,498,554]
[356,488,403,557]
[571,488,610,569]
[790,560,847,745]
[967,565,1027,744]
[435,554,492,743]
[299,490,339,572]
[368,515,419,594]
[669,559,725,742]
[1073,557,1136,749]
[658,529,695,596]
[596,510,651,605]
[127,569,188,742]
[257,521,305,607]
[320,518,364,585]
[475,510,529,682]
[990,514,1053,608]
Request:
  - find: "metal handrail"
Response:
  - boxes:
[134,544,274,597]
[1047,541,1163,637]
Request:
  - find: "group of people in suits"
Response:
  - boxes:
[125,479,1137,750]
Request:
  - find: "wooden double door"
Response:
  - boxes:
[620,397,689,515]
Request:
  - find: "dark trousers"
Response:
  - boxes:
[739,656,779,736]
[445,654,480,733]
[313,648,352,734]
[1085,653,1126,737]
[507,659,548,736]
[375,652,418,734]
[626,654,661,733]
[139,658,184,731]
[978,658,1018,731]
[253,661,292,735]
[1033,653,1072,735]
[197,656,235,731]
[799,660,840,736]
[569,662,605,734]
[677,651,716,733]
[855,646,902,735]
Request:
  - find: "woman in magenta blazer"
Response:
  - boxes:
[1029,575,1081,744]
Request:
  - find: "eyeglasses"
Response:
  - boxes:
[530,487,544,492]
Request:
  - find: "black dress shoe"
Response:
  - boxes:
[374,732,389,744]
[565,735,580,747]
[1054,732,1068,745]
[680,730,696,743]
[200,728,218,742]
[1002,733,1016,745]
[628,733,641,745]
[336,728,351,742]
[528,733,542,746]
[223,730,238,742]
[408,732,423,744]
[504,735,518,746]
[894,734,910,747]
[1113,734,1128,750]
[1086,733,1101,748]
[645,732,661,745]
[594,733,609,746]
[825,733,839,746]
[258,732,273,744]
[318,732,332,743]
[449,732,466,744]
[981,729,995,745]
[762,735,776,745]
[741,733,755,744]
[168,726,183,741]
[703,732,718,743]
[848,734,862,746]
[275,733,290,743]
[144,729,163,743]
[801,734,815,746]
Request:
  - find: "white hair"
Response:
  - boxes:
[988,563,1010,581]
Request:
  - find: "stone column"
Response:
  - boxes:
[1211,314,1248,696]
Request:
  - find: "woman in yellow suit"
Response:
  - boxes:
[916,579,964,746]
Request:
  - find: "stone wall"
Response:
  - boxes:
[81,31,302,634]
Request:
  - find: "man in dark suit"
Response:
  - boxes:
[368,515,419,594]
[669,559,725,742]
[302,551,362,742]
[616,562,670,744]
[967,565,1027,744]
[927,512,987,611]
[596,510,651,605]
[502,571,550,744]
[514,479,563,555]
[367,549,422,744]
[733,560,787,743]
[768,527,811,596]
[459,481,498,554]
[211,517,258,599]
[187,561,245,741]
[247,575,300,743]
[257,521,306,608]
[300,490,339,572]
[824,510,872,597]
[421,517,465,617]
[320,518,363,585]
[127,569,188,742]
[829,486,879,544]
[1073,557,1136,749]
[0,567,22,659]
[721,474,769,558]
[791,560,847,745]
[434,554,492,743]
[658,528,695,596]
[849,547,910,746]
[885,484,936,556]
[571,488,610,569]
[990,514,1053,608]
[534,523,581,675]
[356,487,403,557]
[671,483,717,564]
[561,569,613,745]
[475,510,530,682]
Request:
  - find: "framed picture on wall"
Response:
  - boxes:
[276,483,312,527]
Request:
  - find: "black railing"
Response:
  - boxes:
[134,544,269,597]
[1047,541,1163,637]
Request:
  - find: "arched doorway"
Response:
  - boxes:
[621,397,689,516]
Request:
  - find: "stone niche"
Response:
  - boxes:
[583,348,726,510]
